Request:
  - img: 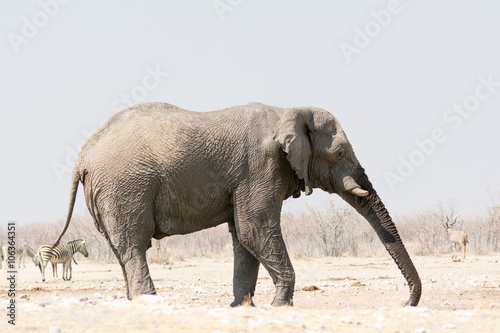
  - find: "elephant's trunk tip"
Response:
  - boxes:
[402,273,422,307]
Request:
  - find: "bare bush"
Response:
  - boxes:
[147,225,232,264]
[412,200,461,255]
[12,215,114,263]
[281,199,386,258]
[484,192,500,252]
[396,196,500,256]
[9,213,233,264]
[6,192,500,262]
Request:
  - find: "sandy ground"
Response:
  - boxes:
[1,254,499,332]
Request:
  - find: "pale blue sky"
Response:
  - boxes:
[1,1,499,224]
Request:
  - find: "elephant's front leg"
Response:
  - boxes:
[229,222,260,307]
[234,192,295,306]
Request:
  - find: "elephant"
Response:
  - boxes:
[54,102,421,307]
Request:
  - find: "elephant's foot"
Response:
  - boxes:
[230,293,255,307]
[271,285,294,307]
[126,282,156,299]
[271,298,293,306]
[131,290,157,300]
[126,275,156,299]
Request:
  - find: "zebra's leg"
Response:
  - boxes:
[63,260,72,281]
[52,263,58,278]
[21,251,26,268]
[41,260,49,282]
[68,260,72,281]
[63,261,69,281]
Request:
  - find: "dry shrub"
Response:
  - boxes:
[3,193,499,262]
[281,199,388,258]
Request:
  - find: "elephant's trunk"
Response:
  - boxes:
[339,167,422,307]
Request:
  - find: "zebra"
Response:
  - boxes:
[1,244,38,269]
[33,254,79,279]
[52,258,79,279]
[37,239,89,281]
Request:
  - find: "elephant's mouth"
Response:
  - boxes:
[326,172,339,194]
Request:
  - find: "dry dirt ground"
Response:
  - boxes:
[1,254,499,332]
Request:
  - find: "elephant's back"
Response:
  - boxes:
[93,102,189,139]
[76,103,185,179]
[81,102,188,154]
[75,101,280,182]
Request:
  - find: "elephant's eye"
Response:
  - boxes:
[336,149,344,161]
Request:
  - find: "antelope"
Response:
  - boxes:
[444,219,468,259]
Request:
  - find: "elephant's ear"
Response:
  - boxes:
[273,109,313,196]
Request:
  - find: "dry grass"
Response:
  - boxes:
[2,196,499,264]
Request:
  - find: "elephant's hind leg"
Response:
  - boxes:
[122,246,156,298]
[229,223,260,307]
[97,211,156,300]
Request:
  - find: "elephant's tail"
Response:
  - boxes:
[53,167,81,247]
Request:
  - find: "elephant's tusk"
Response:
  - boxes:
[350,187,369,197]
[305,179,313,196]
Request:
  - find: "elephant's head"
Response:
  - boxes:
[273,108,422,306]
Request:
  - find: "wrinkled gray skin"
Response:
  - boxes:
[54,102,421,307]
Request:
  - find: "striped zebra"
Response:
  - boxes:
[1,244,38,269]
[37,239,88,281]
[34,256,79,279]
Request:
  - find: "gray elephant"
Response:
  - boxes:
[54,102,421,307]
